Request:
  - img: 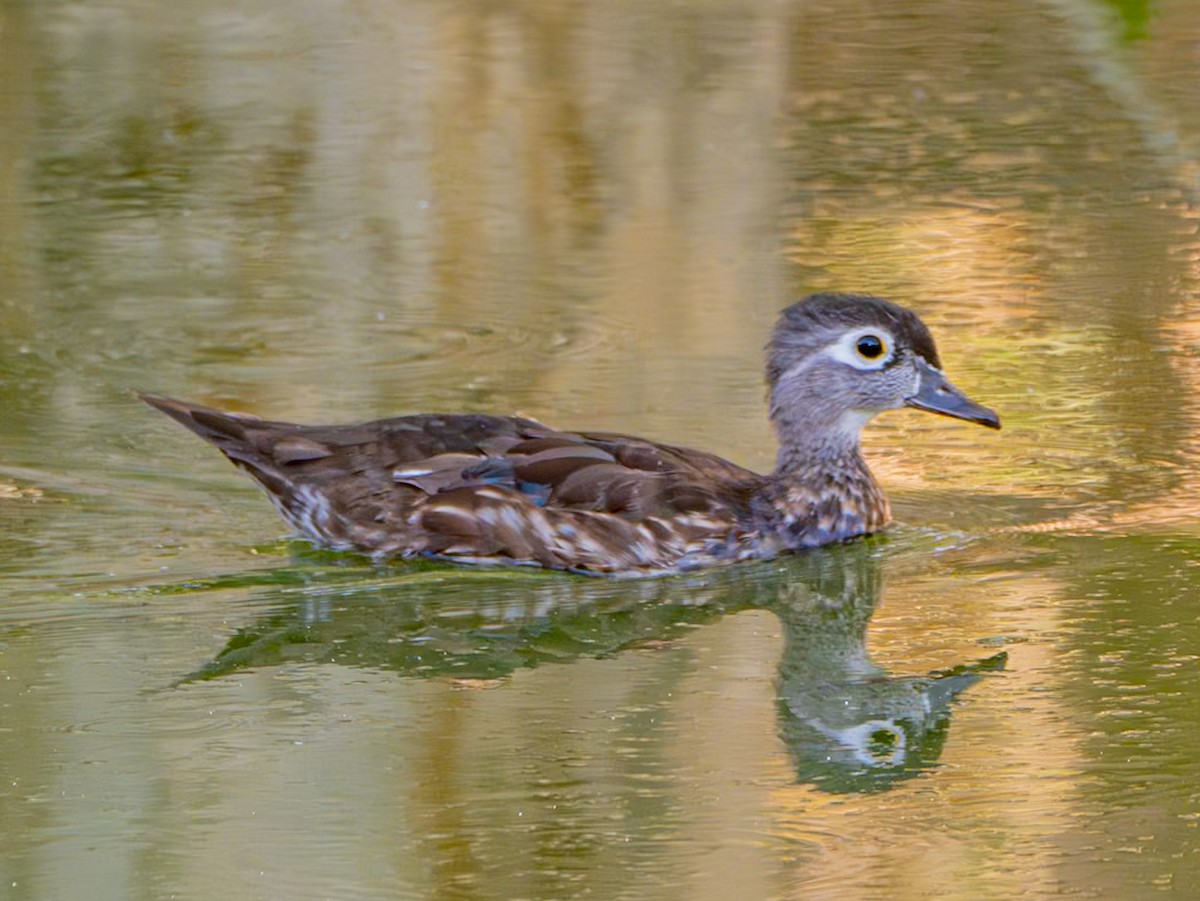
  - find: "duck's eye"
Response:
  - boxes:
[856,334,886,360]
[826,329,895,370]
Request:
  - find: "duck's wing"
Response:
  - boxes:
[141,395,765,573]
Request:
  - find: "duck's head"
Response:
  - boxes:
[766,293,1000,454]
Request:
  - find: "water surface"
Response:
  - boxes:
[2,1,1200,898]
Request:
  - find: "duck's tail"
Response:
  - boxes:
[138,393,298,499]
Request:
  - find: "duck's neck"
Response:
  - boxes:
[760,411,892,549]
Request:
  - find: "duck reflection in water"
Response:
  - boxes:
[771,547,1005,792]
[186,542,1003,792]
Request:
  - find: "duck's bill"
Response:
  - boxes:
[904,358,1001,429]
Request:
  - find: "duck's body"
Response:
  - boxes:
[143,293,999,575]
[140,401,888,574]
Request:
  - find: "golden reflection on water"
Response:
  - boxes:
[3,0,1200,900]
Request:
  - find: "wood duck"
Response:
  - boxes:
[142,293,999,575]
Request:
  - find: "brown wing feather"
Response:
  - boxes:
[141,394,765,572]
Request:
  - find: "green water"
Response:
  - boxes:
[3,0,1200,898]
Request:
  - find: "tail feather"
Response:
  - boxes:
[141,393,368,549]
[139,393,295,498]
[138,393,255,444]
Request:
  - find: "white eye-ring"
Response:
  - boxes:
[825,328,896,370]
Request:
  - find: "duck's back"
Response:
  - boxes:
[142,396,766,574]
